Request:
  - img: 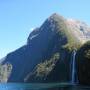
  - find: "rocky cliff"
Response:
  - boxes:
[76,41,90,85]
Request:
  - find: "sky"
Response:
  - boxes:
[0,0,90,58]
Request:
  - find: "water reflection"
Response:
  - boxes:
[46,86,90,90]
[0,83,90,90]
[44,86,90,90]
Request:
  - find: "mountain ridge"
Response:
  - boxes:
[0,13,90,83]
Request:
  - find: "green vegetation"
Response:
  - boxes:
[85,49,90,59]
[76,41,90,85]
[35,53,60,77]
[51,14,81,52]
[25,53,60,81]
[63,42,81,51]
[77,41,90,59]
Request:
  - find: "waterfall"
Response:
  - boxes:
[70,50,78,84]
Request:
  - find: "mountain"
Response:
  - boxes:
[0,13,90,83]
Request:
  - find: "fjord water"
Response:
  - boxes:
[0,83,90,90]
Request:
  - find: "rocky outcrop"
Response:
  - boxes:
[0,63,12,82]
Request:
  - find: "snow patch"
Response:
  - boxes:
[29,33,39,40]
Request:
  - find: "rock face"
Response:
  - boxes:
[76,41,90,85]
[67,19,90,44]
[0,13,90,83]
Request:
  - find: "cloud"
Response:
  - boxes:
[30,28,34,31]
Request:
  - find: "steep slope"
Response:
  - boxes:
[0,13,90,83]
[24,14,82,82]
[1,13,69,82]
[76,41,90,85]
[67,19,90,44]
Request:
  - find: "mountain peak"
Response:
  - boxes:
[48,13,64,21]
[50,13,60,17]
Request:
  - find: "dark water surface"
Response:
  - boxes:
[0,83,90,90]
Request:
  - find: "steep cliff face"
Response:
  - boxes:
[76,41,90,85]
[0,13,90,83]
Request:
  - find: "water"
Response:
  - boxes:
[0,83,90,90]
[70,50,78,84]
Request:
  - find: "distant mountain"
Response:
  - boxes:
[0,13,90,83]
